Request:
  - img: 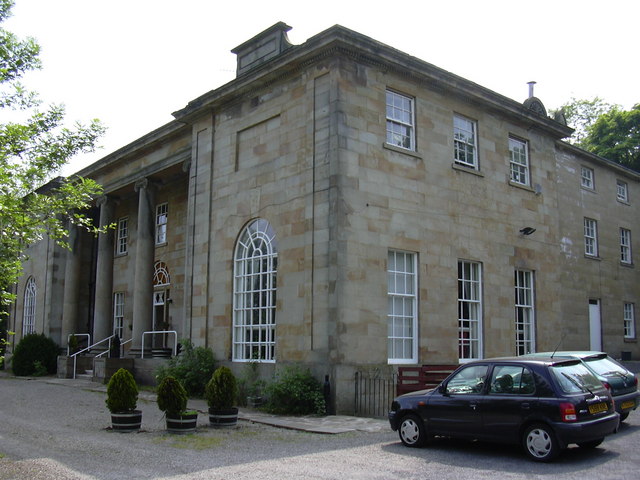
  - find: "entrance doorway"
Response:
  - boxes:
[589,299,602,351]
[152,261,171,352]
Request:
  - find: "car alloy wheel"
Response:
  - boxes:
[398,414,426,448]
[523,424,560,462]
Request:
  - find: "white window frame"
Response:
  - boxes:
[617,180,629,203]
[584,218,598,257]
[155,203,168,245]
[116,217,128,255]
[22,277,37,335]
[454,115,478,169]
[515,270,535,355]
[624,303,636,339]
[232,219,278,362]
[113,292,125,339]
[581,166,594,189]
[385,89,415,151]
[620,228,632,264]
[387,250,418,364]
[509,137,530,186]
[458,260,482,361]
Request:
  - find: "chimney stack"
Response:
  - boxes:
[527,81,537,98]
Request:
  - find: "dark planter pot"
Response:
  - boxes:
[166,412,198,434]
[208,407,238,427]
[110,410,142,432]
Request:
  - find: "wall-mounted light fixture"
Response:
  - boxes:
[519,227,536,236]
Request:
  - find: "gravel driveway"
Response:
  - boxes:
[2,375,640,480]
[0,375,396,479]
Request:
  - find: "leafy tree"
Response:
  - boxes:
[0,0,105,331]
[582,104,640,172]
[554,97,617,145]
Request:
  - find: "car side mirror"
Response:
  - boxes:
[438,384,448,396]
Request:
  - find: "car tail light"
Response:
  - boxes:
[602,381,612,391]
[633,376,638,388]
[559,403,577,422]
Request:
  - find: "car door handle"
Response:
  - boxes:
[521,403,530,410]
[469,402,478,410]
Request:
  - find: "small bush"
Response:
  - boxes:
[32,360,47,376]
[157,376,188,416]
[106,368,138,413]
[263,365,325,415]
[155,339,216,397]
[205,366,238,410]
[12,333,59,376]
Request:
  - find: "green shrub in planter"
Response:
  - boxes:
[157,376,188,416]
[106,368,141,432]
[106,368,139,413]
[205,366,238,410]
[157,376,197,433]
[12,333,59,376]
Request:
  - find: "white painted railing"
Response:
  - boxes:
[69,334,116,379]
[66,333,90,356]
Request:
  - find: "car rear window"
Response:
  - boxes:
[550,362,602,394]
[582,356,628,376]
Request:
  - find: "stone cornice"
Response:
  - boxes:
[73,121,190,179]
[556,141,640,180]
[173,25,573,139]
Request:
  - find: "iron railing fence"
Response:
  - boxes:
[354,371,397,418]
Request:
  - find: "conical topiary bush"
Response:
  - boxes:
[156,376,197,434]
[106,368,141,432]
[205,366,239,427]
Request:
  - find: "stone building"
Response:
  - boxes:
[5,23,639,413]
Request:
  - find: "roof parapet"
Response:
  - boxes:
[231,22,294,77]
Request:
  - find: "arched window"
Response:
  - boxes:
[232,219,278,362]
[153,261,170,286]
[23,277,37,335]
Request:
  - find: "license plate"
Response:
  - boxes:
[621,400,636,410]
[588,402,608,414]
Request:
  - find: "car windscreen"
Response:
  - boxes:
[550,362,602,394]
[582,356,628,376]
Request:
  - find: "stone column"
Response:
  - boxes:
[61,219,82,347]
[131,178,156,356]
[93,196,115,345]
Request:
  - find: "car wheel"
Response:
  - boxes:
[523,424,560,462]
[577,438,604,449]
[398,414,427,448]
[619,412,629,422]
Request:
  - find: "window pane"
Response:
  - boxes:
[454,115,477,168]
[388,250,418,362]
[232,219,278,362]
[458,261,481,360]
[386,90,415,150]
[515,270,535,355]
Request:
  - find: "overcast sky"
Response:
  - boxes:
[5,0,639,175]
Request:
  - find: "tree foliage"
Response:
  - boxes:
[554,97,617,146]
[582,104,640,172]
[0,0,105,313]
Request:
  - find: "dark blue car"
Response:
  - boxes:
[389,356,620,462]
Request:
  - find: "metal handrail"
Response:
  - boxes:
[67,333,90,356]
[95,337,131,358]
[141,330,177,359]
[69,334,116,379]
